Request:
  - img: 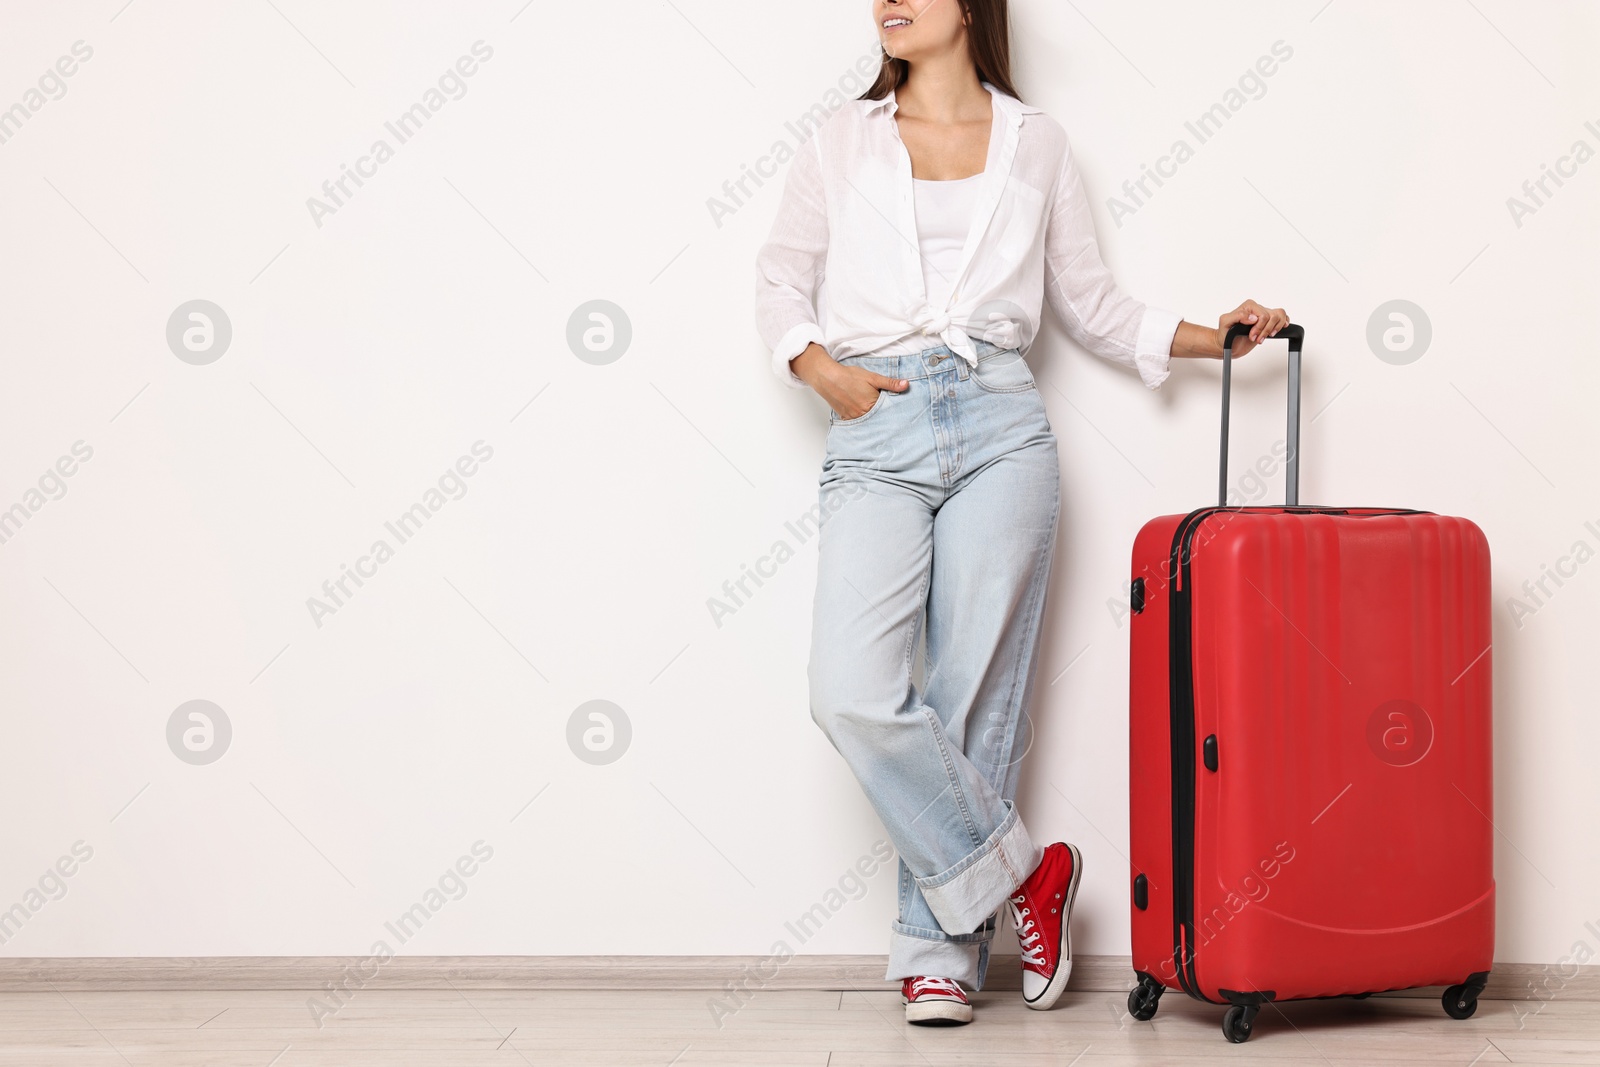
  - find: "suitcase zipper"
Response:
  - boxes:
[1164,505,1424,1002]
[1167,508,1213,1002]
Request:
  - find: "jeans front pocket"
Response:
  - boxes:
[830,386,893,427]
[970,349,1035,394]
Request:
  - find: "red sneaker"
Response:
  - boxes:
[1008,842,1082,1010]
[900,975,972,1026]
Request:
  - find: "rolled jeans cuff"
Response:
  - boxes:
[915,803,1042,935]
[886,919,996,989]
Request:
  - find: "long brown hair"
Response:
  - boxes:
[860,0,1021,102]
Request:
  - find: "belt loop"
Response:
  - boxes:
[956,353,970,381]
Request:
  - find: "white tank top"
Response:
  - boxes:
[916,173,980,308]
[876,173,983,357]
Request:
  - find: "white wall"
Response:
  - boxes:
[0,0,1595,967]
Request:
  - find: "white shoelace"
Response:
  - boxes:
[1010,894,1044,966]
[909,976,965,999]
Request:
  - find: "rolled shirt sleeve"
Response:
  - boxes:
[1042,133,1180,390]
[1133,306,1183,389]
[755,136,830,389]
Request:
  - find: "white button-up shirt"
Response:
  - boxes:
[755,83,1182,389]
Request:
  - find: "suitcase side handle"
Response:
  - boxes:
[1221,323,1304,506]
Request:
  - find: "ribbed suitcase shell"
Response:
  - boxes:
[1129,506,1494,1005]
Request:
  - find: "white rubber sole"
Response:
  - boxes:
[903,994,973,1026]
[1022,842,1083,1011]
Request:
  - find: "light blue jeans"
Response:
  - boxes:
[807,339,1059,989]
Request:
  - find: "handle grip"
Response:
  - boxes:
[1220,324,1304,507]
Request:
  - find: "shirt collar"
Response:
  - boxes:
[863,81,1040,123]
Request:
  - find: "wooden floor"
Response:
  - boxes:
[0,984,1596,1066]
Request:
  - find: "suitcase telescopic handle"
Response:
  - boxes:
[1220,323,1304,506]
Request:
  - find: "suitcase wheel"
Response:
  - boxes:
[1443,971,1490,1021]
[1127,976,1163,1022]
[1442,984,1480,1020]
[1221,1003,1258,1043]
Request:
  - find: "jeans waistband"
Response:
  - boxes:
[836,339,1013,382]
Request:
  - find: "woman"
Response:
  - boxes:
[755,0,1288,1027]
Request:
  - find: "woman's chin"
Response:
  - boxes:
[881,29,917,53]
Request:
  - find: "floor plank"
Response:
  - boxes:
[0,985,1593,1066]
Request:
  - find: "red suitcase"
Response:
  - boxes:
[1126,324,1494,1042]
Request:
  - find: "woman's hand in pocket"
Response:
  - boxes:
[821,367,909,420]
[793,344,909,419]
